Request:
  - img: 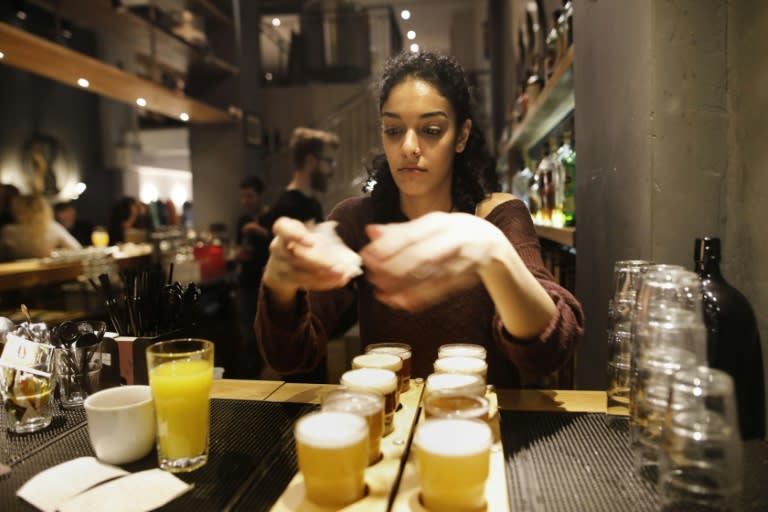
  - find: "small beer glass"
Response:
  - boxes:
[322,389,385,465]
[341,368,398,436]
[294,411,369,507]
[413,418,492,512]
[365,342,412,392]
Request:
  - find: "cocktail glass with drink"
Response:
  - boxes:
[91,226,109,248]
[146,338,213,472]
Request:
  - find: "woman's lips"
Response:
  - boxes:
[398,166,426,173]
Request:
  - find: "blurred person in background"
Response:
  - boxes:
[234,175,271,379]
[0,184,20,228]
[0,194,81,260]
[53,201,93,246]
[259,127,340,232]
[258,127,340,383]
[108,196,139,244]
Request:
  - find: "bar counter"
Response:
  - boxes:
[0,244,152,293]
[1,380,765,511]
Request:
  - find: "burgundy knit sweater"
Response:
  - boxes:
[255,196,584,388]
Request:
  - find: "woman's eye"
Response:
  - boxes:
[423,126,443,136]
[383,127,402,137]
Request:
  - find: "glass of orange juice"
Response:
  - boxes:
[91,226,109,248]
[146,338,214,472]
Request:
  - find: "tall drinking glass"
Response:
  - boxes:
[605,260,651,421]
[659,367,743,511]
[146,338,214,472]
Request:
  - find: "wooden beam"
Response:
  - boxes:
[0,22,232,123]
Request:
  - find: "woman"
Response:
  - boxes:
[0,194,81,260]
[255,51,584,387]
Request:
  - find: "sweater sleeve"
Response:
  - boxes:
[486,200,585,375]
[254,199,362,375]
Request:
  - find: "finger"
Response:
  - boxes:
[272,217,313,246]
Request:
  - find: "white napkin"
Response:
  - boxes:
[58,468,192,512]
[307,221,363,279]
[16,457,128,512]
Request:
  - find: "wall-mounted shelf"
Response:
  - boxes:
[534,224,575,247]
[0,22,231,123]
[507,46,575,151]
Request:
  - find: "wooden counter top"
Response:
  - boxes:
[0,245,152,292]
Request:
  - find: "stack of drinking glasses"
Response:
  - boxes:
[606,260,652,422]
[629,266,708,480]
[606,260,745,509]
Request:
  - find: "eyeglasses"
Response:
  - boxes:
[315,155,337,168]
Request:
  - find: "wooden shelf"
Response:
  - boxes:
[534,224,575,247]
[507,46,575,151]
[0,22,231,123]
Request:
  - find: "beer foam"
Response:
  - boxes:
[438,343,487,360]
[425,373,485,395]
[352,353,402,372]
[366,344,412,360]
[414,419,492,456]
[323,390,384,415]
[341,368,397,394]
[434,356,488,375]
[295,411,368,448]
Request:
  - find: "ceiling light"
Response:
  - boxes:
[271,17,281,27]
[265,72,273,81]
[407,30,416,40]
[77,77,89,88]
[0,51,4,59]
[410,43,419,53]
[16,10,28,21]
[179,112,190,122]
[400,9,411,20]
[136,97,147,107]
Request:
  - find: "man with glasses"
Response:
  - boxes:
[259,126,340,382]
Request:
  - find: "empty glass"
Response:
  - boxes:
[606,260,651,420]
[658,367,743,512]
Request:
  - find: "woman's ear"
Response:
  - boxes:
[455,119,472,153]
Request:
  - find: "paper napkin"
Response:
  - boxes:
[58,468,192,512]
[16,457,129,512]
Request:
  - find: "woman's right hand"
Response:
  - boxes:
[262,217,351,299]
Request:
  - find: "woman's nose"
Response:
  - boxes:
[402,130,421,157]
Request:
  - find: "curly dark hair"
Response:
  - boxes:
[366,51,499,221]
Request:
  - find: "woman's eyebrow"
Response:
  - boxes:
[382,111,449,119]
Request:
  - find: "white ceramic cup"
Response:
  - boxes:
[84,385,156,465]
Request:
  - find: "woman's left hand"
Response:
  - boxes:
[360,212,509,311]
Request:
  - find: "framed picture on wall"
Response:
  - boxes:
[243,112,263,147]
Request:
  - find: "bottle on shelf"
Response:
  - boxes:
[545,10,562,79]
[558,131,576,226]
[535,143,556,224]
[512,153,534,210]
[547,136,565,227]
[693,237,765,440]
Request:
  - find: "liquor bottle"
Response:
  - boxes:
[558,131,576,226]
[694,237,766,440]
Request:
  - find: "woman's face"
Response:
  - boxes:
[380,78,470,206]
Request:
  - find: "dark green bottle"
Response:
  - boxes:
[694,237,765,440]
